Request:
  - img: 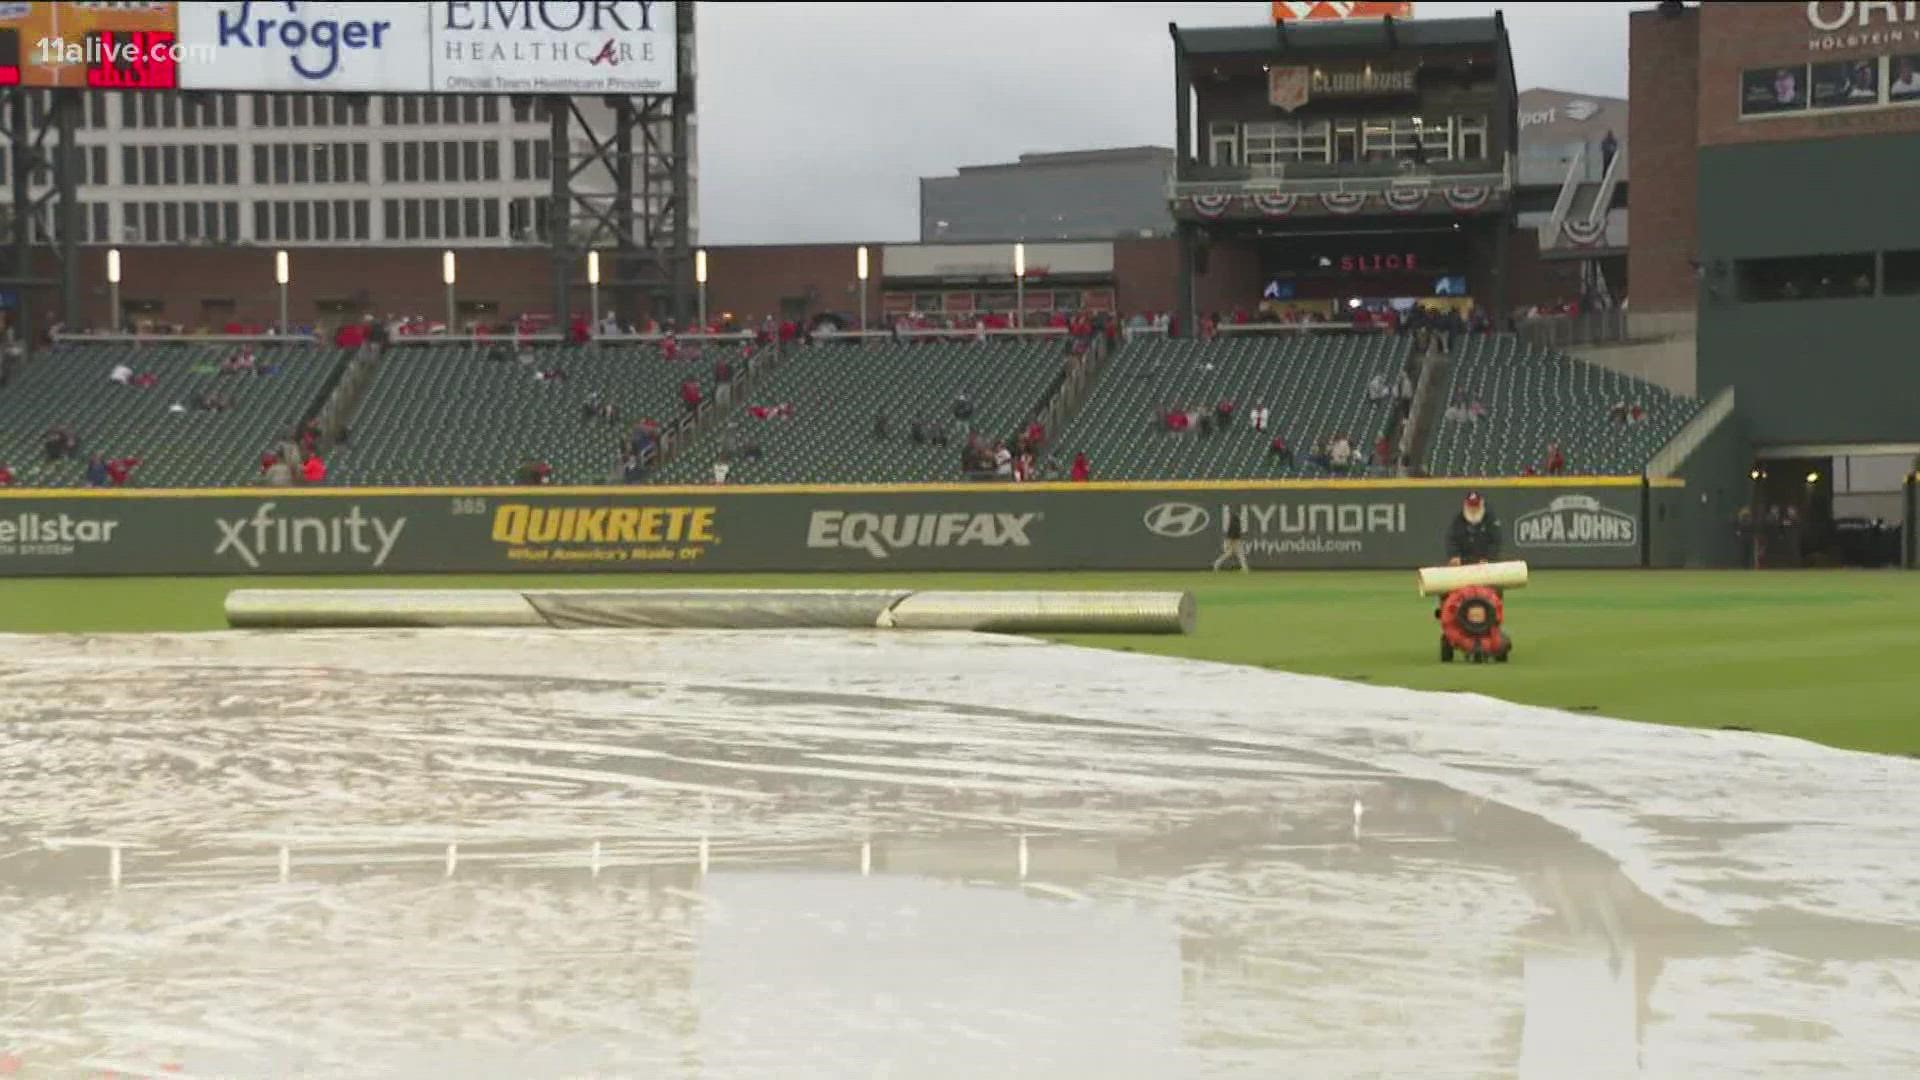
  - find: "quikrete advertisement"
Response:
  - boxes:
[0,483,1651,576]
[488,501,717,564]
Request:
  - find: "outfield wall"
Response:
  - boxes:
[0,479,1662,576]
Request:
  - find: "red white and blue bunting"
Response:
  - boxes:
[1561,219,1607,246]
[1321,192,1368,215]
[1444,185,1493,212]
[1251,193,1299,217]
[1383,186,1430,213]
[1189,193,1235,219]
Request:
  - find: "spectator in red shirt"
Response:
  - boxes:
[1215,400,1236,428]
[680,378,703,413]
[302,454,327,484]
[1545,441,1566,475]
[1070,452,1091,482]
[259,450,279,474]
[1024,420,1046,451]
[104,455,140,486]
[0,461,13,486]
[1270,436,1292,465]
[1375,435,1393,467]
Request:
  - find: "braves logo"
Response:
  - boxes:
[589,39,619,66]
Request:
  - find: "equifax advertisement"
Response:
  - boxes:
[178,1,677,94]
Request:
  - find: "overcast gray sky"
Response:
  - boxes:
[694,1,1635,245]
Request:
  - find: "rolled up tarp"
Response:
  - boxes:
[224,589,548,628]
[526,589,911,630]
[226,589,1195,635]
[882,590,1195,635]
[1416,560,1530,597]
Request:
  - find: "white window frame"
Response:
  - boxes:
[1457,115,1489,160]
[1209,120,1239,167]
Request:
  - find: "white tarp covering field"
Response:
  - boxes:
[1,629,1917,1078]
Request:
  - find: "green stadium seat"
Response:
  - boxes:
[1053,332,1410,480]
[330,342,726,487]
[0,341,347,488]
[652,340,1068,486]
[1425,335,1703,477]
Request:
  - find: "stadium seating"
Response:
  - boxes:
[0,341,346,487]
[1052,332,1411,480]
[1425,335,1702,476]
[328,342,735,486]
[651,339,1068,485]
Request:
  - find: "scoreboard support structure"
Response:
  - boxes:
[551,0,698,331]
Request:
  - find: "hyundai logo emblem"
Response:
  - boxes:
[1143,502,1211,538]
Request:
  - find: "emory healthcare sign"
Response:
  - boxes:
[180,1,677,93]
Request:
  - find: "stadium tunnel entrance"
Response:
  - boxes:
[1749,449,1910,569]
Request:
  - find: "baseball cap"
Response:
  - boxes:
[1464,492,1483,509]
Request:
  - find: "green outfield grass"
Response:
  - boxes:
[4,571,1914,755]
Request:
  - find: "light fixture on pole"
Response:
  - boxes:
[442,250,457,334]
[856,245,869,337]
[587,250,601,332]
[106,247,121,329]
[1013,242,1026,329]
[274,250,290,334]
[695,248,708,332]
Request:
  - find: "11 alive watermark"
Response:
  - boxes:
[34,35,219,69]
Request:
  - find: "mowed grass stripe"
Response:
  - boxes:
[2,570,1914,755]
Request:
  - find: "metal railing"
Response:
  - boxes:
[1513,309,1631,349]
[1036,333,1111,452]
[51,331,322,345]
[1170,159,1510,200]
[1546,141,1587,241]
[1586,143,1626,229]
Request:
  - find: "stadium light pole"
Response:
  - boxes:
[1014,242,1026,329]
[442,250,457,334]
[856,245,869,336]
[105,247,121,331]
[695,248,709,332]
[274,250,290,334]
[587,250,601,332]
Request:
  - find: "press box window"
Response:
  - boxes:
[1883,251,1920,296]
[1735,253,1875,302]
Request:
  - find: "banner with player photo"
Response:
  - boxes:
[1809,58,1879,109]
[1741,64,1808,116]
[1890,55,1920,102]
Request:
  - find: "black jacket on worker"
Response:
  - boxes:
[1446,512,1502,563]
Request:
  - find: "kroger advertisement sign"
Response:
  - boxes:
[179,1,677,93]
